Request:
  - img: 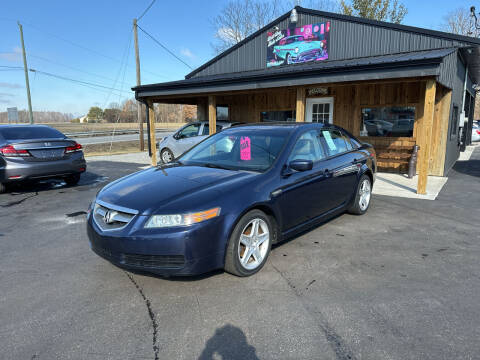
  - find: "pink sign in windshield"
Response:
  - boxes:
[240,136,251,160]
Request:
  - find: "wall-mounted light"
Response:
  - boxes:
[290,8,298,24]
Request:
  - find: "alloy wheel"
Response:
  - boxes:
[161,149,173,163]
[237,218,270,270]
[359,178,371,211]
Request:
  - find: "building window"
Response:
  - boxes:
[261,110,296,122]
[361,106,415,137]
[450,105,459,140]
[311,103,330,123]
[216,106,229,121]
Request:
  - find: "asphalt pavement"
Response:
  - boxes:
[1,149,479,360]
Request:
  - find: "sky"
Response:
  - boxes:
[0,0,477,116]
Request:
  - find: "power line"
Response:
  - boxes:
[0,65,24,69]
[138,0,157,21]
[29,68,132,95]
[18,21,167,80]
[137,24,193,70]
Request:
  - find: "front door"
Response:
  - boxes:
[306,97,334,124]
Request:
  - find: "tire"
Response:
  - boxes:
[284,53,290,65]
[0,182,5,194]
[65,174,81,186]
[348,174,372,215]
[160,148,174,164]
[224,209,273,277]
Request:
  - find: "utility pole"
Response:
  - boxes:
[18,22,33,124]
[133,18,144,151]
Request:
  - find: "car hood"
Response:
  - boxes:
[97,164,257,215]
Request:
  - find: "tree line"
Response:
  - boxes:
[81,98,197,123]
[0,110,74,123]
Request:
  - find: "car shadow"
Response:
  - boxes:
[125,267,226,282]
[452,159,480,178]
[198,324,259,360]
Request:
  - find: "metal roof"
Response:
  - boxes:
[185,6,480,80]
[134,48,456,98]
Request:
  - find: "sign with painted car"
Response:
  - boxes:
[267,22,330,68]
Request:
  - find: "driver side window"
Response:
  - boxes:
[288,130,325,163]
[178,124,200,138]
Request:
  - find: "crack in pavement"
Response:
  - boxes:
[124,271,160,360]
[1,192,38,208]
[271,263,357,360]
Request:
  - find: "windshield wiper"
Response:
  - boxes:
[202,163,232,170]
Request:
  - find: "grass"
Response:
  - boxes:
[0,122,186,133]
[82,140,145,157]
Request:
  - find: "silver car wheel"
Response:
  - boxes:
[161,149,173,164]
[238,218,270,271]
[359,178,371,211]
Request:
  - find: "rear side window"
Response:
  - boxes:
[319,129,350,156]
[0,126,64,140]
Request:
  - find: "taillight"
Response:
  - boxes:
[65,142,82,154]
[0,145,30,157]
[476,130,480,135]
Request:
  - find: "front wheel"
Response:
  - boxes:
[160,148,174,164]
[348,174,372,215]
[224,210,272,277]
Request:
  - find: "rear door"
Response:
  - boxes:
[318,128,359,209]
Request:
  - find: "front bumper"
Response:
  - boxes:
[86,213,226,276]
[0,152,86,183]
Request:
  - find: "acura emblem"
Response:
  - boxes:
[103,210,117,224]
[44,142,51,147]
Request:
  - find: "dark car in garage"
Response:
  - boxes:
[0,125,86,193]
[87,122,375,277]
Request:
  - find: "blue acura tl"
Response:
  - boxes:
[87,123,376,277]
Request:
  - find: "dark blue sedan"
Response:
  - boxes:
[87,123,376,277]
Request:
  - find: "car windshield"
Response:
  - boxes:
[178,129,289,172]
[0,126,65,141]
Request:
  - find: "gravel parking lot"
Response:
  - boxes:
[1,149,479,360]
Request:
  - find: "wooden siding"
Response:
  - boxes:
[154,77,447,176]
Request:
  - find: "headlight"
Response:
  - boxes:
[144,207,221,228]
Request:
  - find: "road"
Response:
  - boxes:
[76,130,172,145]
[1,150,479,359]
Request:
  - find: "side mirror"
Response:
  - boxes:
[289,159,313,172]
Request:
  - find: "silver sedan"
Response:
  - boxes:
[158,121,237,163]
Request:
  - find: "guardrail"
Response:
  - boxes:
[65,129,169,138]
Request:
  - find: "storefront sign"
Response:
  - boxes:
[266,22,330,68]
[308,87,329,96]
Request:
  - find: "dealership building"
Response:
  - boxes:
[133,6,480,194]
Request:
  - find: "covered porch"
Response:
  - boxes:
[134,50,456,195]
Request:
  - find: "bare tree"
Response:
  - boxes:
[442,7,480,37]
[211,0,341,54]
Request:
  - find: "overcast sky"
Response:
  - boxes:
[0,0,476,116]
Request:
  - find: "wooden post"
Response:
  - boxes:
[147,100,157,166]
[417,80,436,195]
[208,95,216,135]
[296,88,306,122]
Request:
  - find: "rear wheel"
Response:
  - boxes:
[225,210,272,277]
[0,182,5,194]
[160,148,174,164]
[65,174,81,186]
[348,174,372,215]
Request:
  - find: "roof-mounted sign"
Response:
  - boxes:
[267,22,330,68]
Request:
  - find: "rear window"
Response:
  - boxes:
[0,126,65,141]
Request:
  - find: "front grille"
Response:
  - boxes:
[92,245,185,269]
[93,200,137,231]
